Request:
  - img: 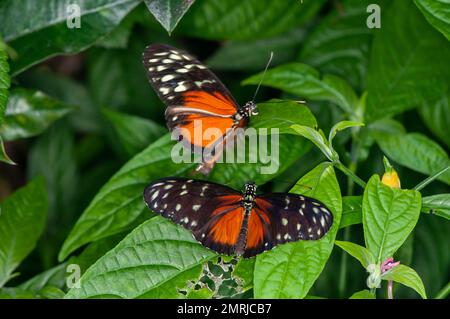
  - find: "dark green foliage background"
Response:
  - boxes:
[0,0,449,299]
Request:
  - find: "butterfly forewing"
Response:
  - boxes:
[143,178,244,255]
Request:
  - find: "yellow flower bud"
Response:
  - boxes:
[381,157,401,189]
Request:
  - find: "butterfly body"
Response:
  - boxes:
[143,44,258,175]
[144,178,333,258]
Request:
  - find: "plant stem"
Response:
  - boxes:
[387,280,394,299]
[435,281,450,299]
[414,166,449,191]
[334,161,366,189]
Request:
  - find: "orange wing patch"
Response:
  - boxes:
[246,207,271,249]
[181,115,234,148]
[208,206,244,247]
[183,91,237,116]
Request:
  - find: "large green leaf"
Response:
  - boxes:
[414,0,450,41]
[0,177,48,287]
[103,109,166,157]
[144,0,195,33]
[207,28,305,72]
[178,0,324,40]
[0,89,72,141]
[421,194,450,220]
[253,162,342,298]
[373,132,450,185]
[366,0,450,122]
[419,90,450,148]
[381,264,427,299]
[299,0,387,91]
[0,0,141,75]
[362,175,422,263]
[243,63,358,114]
[59,101,317,261]
[65,216,215,298]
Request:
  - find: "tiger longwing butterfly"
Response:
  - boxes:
[144,178,333,258]
[143,44,258,175]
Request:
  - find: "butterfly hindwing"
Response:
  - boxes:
[143,178,243,255]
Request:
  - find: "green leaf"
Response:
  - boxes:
[299,0,387,91]
[381,264,427,299]
[0,89,72,141]
[290,125,333,160]
[335,240,374,269]
[65,216,215,298]
[349,289,375,299]
[233,259,255,293]
[253,162,342,298]
[418,90,450,148]
[0,0,141,75]
[363,175,422,263]
[243,63,358,114]
[421,194,450,220]
[250,100,317,134]
[414,0,450,41]
[178,0,325,40]
[144,0,195,33]
[366,0,450,122]
[328,121,364,145]
[103,109,166,157]
[207,28,305,71]
[373,132,450,185]
[0,177,48,287]
[59,102,316,261]
[340,195,362,229]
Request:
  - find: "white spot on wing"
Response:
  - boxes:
[281,218,288,226]
[162,74,175,82]
[193,204,201,211]
[151,190,159,201]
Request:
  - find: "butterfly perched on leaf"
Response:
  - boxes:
[144,178,333,258]
[143,44,259,175]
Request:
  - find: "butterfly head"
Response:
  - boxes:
[237,101,258,120]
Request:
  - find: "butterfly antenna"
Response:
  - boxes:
[252,51,274,102]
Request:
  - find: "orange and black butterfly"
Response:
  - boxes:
[144,178,333,258]
[143,44,258,175]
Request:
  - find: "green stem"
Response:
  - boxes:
[435,281,450,299]
[414,166,449,191]
[334,161,366,189]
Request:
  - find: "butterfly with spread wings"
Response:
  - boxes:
[144,178,333,258]
[143,44,258,175]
